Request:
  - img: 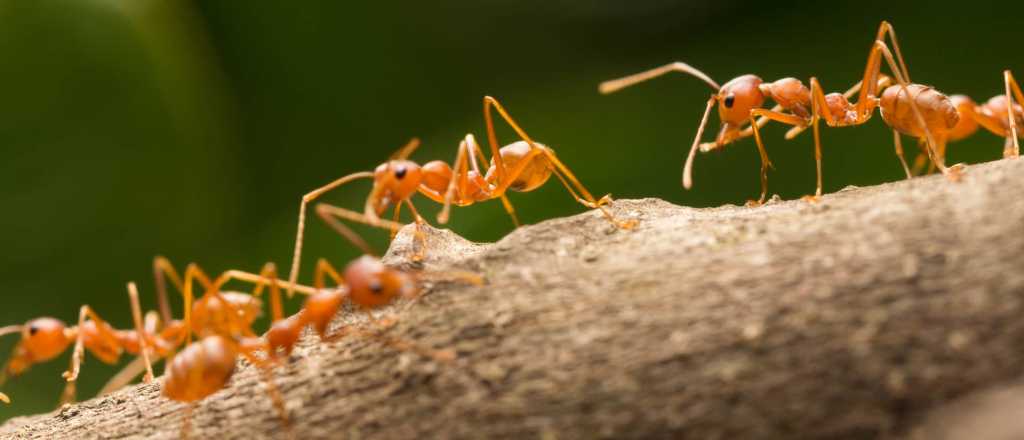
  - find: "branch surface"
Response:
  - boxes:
[3,159,1024,439]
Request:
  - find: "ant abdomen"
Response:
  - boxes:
[163,335,237,403]
[488,141,552,192]
[880,84,959,138]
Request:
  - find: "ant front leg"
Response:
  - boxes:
[287,170,376,298]
[746,109,803,205]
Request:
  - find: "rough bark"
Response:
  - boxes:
[2,158,1024,440]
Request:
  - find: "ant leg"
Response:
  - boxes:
[314,203,405,255]
[236,344,290,428]
[127,283,154,383]
[747,109,804,205]
[0,392,8,404]
[464,135,521,227]
[327,313,456,363]
[892,131,913,179]
[598,62,721,94]
[181,402,196,440]
[314,258,345,290]
[874,21,911,82]
[98,356,150,396]
[912,151,930,175]
[404,200,429,261]
[231,263,285,323]
[153,256,184,326]
[437,138,471,225]
[286,171,375,299]
[528,150,638,229]
[499,195,521,227]
[213,270,318,296]
[61,306,121,404]
[1003,70,1021,157]
[390,203,403,240]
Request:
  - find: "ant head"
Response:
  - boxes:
[716,75,765,126]
[5,318,71,374]
[343,256,415,309]
[370,160,423,215]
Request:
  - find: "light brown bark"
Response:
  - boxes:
[3,159,1024,439]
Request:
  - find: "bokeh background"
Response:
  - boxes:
[0,0,1019,420]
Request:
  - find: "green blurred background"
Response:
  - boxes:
[0,0,1019,420]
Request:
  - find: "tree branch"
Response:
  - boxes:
[3,159,1024,439]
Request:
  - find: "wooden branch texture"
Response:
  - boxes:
[3,159,1024,440]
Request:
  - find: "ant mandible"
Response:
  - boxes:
[285,96,636,298]
[599,21,957,204]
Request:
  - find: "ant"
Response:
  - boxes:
[160,255,478,438]
[154,261,302,439]
[915,71,1022,173]
[88,256,270,399]
[0,282,163,405]
[284,96,636,298]
[599,21,959,204]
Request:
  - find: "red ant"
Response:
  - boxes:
[0,255,274,406]
[0,282,164,405]
[915,71,1022,173]
[599,21,961,204]
[159,255,478,438]
[284,96,636,298]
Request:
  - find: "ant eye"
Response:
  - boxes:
[368,280,383,295]
[394,166,407,179]
[723,95,736,108]
[28,326,39,336]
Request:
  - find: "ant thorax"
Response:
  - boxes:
[823,93,860,126]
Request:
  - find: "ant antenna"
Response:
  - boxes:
[0,325,21,339]
[598,62,721,95]
[683,96,718,189]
